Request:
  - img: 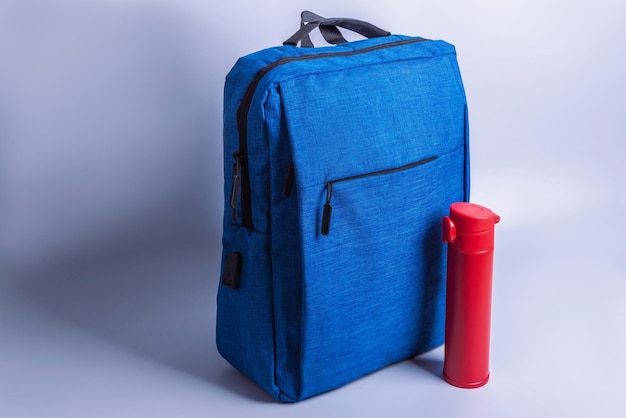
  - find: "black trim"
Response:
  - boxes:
[234,37,430,229]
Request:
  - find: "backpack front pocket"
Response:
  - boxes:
[320,156,437,235]
[295,146,465,399]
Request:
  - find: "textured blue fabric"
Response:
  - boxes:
[217,35,469,402]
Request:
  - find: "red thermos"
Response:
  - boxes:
[442,202,500,389]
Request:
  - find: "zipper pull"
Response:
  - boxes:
[321,182,333,236]
[230,152,242,221]
[282,164,295,197]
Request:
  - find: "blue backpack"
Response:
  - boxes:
[217,11,469,402]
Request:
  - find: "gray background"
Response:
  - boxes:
[1,0,625,417]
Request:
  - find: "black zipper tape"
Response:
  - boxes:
[232,37,430,229]
[321,156,437,235]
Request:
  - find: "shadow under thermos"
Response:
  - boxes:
[442,202,500,388]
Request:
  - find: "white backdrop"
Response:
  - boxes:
[1,1,625,417]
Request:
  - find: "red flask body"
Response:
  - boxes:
[442,202,499,389]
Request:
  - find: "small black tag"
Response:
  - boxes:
[222,252,243,289]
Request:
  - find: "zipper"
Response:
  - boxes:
[321,156,437,235]
[232,37,429,229]
[229,151,242,220]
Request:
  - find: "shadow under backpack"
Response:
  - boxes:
[217,11,469,402]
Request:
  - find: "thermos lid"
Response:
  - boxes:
[449,202,500,234]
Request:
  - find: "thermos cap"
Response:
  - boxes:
[449,202,500,234]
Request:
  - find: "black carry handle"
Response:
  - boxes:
[299,11,348,48]
[284,11,391,47]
